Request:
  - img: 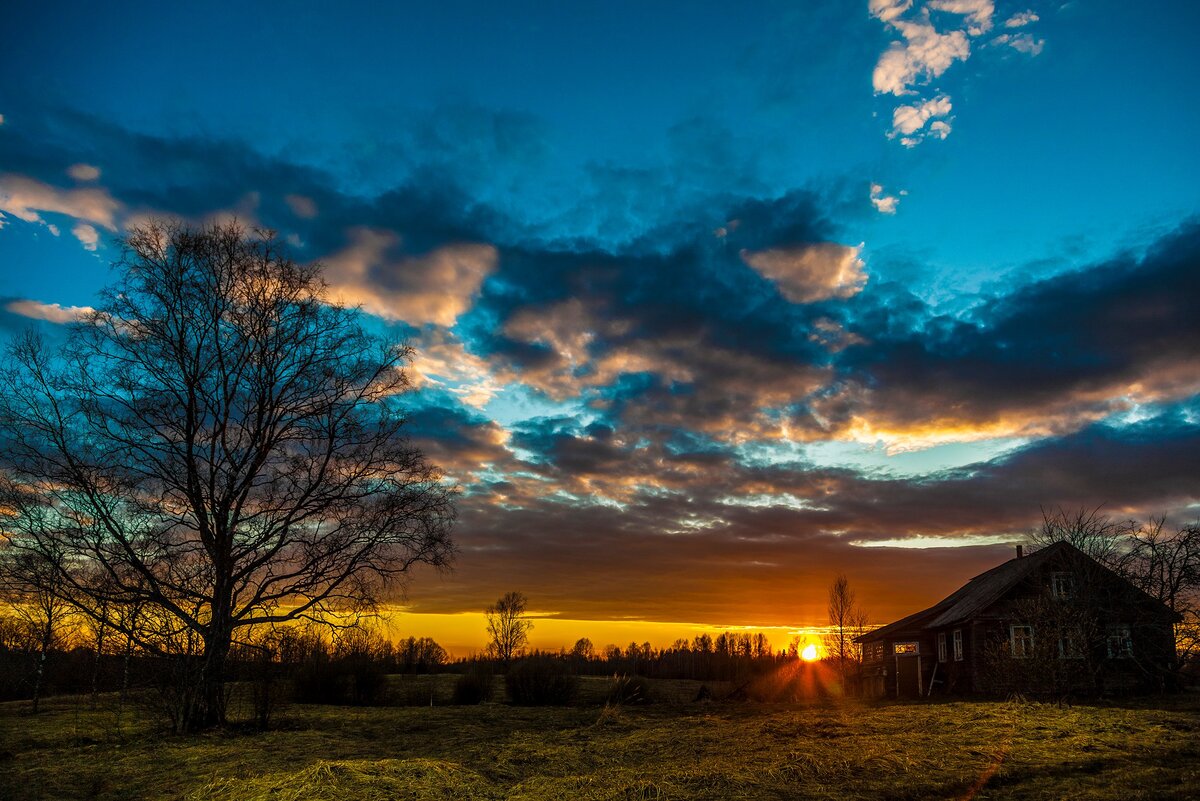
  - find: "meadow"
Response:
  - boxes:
[1,677,1198,801]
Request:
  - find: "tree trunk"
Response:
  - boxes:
[182,624,232,732]
[31,619,53,714]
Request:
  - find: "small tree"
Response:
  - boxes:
[824,573,867,692]
[1,549,73,712]
[0,220,456,731]
[570,637,594,661]
[485,591,532,668]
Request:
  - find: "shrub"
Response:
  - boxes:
[293,657,349,705]
[292,656,388,706]
[505,656,578,705]
[452,665,494,705]
[605,673,654,706]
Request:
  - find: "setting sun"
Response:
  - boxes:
[800,643,819,662]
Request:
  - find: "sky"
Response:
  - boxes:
[2,0,1199,655]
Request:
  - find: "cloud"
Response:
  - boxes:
[870,0,1033,146]
[927,0,994,35]
[0,102,1197,633]
[407,328,506,409]
[869,184,901,214]
[872,21,971,97]
[810,221,1200,451]
[868,0,913,24]
[0,174,121,232]
[994,32,1045,56]
[322,227,498,326]
[740,243,867,304]
[4,299,95,323]
[284,193,318,219]
[890,95,954,145]
[892,95,952,136]
[1004,10,1038,28]
[67,163,100,181]
[71,222,100,251]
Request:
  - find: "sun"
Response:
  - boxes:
[801,643,819,662]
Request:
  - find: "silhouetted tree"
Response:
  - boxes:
[570,637,594,660]
[486,591,532,667]
[825,573,868,691]
[1028,509,1200,683]
[0,548,73,712]
[0,220,455,731]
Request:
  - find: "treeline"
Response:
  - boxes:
[0,614,448,708]
[517,632,796,683]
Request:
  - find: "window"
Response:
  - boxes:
[1106,624,1133,659]
[1059,627,1084,659]
[893,641,919,655]
[937,632,947,662]
[1010,625,1034,658]
[952,629,963,662]
[1051,571,1076,599]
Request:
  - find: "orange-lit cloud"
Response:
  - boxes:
[323,227,497,326]
[740,243,867,304]
[0,173,120,232]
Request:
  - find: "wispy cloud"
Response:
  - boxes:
[67,163,100,182]
[0,174,121,233]
[994,32,1045,56]
[1004,10,1039,28]
[5,298,95,323]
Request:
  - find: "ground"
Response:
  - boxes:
[2,677,1198,800]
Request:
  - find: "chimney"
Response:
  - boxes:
[1016,545,1024,559]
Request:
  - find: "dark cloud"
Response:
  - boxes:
[409,407,1200,625]
[4,102,1200,633]
[819,220,1200,443]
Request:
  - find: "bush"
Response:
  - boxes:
[605,673,654,706]
[292,656,387,706]
[505,657,578,705]
[452,665,494,705]
[293,657,349,705]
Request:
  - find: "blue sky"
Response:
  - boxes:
[2,0,1199,642]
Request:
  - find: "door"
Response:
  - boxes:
[895,654,922,697]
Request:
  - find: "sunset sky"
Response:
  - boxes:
[2,1,1199,655]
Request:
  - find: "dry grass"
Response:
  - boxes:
[1,678,1198,800]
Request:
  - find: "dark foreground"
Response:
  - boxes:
[2,677,1198,800]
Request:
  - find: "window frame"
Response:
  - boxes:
[952,629,963,662]
[893,641,919,655]
[1105,623,1133,659]
[1051,571,1077,600]
[937,632,947,662]
[1058,627,1084,659]
[1010,625,1034,659]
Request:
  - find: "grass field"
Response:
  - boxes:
[2,677,1198,800]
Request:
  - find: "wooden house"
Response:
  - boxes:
[855,542,1179,698]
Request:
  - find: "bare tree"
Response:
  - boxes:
[825,573,867,691]
[485,591,532,667]
[0,220,455,731]
[0,549,73,713]
[1029,506,1130,568]
[1123,519,1200,680]
[1029,508,1200,683]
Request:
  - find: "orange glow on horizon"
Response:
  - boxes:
[380,609,835,658]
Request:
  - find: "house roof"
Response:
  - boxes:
[855,542,1074,643]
